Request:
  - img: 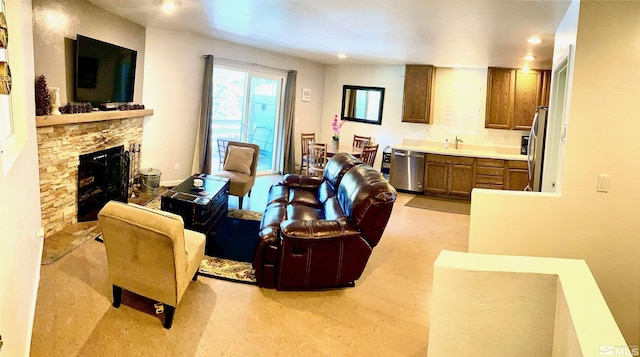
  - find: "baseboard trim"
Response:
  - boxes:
[26,237,44,355]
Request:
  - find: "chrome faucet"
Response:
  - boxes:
[455,136,463,149]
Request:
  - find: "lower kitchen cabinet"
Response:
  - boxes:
[475,158,505,190]
[423,153,529,199]
[425,154,474,197]
[506,160,529,191]
[425,161,448,194]
[450,164,474,196]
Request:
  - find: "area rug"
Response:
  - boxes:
[405,195,471,215]
[198,257,256,285]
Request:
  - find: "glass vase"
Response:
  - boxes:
[332,139,339,150]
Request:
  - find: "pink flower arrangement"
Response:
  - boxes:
[331,114,345,141]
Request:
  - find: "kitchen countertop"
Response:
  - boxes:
[391,144,528,161]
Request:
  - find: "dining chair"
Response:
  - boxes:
[300,133,316,174]
[352,135,371,150]
[360,144,379,167]
[307,142,327,177]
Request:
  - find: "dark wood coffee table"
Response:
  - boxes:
[160,174,229,239]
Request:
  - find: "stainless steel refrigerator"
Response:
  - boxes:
[526,106,549,191]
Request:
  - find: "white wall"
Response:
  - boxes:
[321,65,529,170]
[142,28,326,183]
[428,251,628,357]
[468,0,640,345]
[0,0,43,355]
[31,0,146,105]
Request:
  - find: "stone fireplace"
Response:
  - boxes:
[36,113,148,238]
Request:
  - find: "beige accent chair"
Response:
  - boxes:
[211,141,260,209]
[98,201,205,329]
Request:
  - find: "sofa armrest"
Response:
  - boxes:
[280,219,360,241]
[281,174,323,190]
[276,219,373,289]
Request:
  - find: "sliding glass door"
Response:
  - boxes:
[211,64,284,174]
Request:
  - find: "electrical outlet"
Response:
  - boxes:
[597,174,610,193]
[174,163,180,171]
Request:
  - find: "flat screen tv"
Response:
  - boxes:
[74,34,137,105]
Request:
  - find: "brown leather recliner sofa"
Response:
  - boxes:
[252,153,397,289]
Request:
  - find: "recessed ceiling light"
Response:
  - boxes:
[162,0,180,13]
[524,55,536,61]
[528,37,542,45]
[337,53,347,59]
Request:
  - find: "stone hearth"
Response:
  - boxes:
[37,113,149,238]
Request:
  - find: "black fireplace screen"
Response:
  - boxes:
[77,145,130,221]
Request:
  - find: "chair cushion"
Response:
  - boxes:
[212,170,254,197]
[223,145,255,174]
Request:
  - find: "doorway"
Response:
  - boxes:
[210,64,285,174]
[542,45,573,193]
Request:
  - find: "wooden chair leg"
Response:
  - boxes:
[163,305,176,329]
[112,285,122,308]
[248,189,252,197]
[238,196,243,209]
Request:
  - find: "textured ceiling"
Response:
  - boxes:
[88,0,572,68]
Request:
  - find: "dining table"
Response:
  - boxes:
[326,146,362,158]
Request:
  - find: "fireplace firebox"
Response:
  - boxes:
[77,146,130,221]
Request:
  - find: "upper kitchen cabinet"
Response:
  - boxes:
[485,67,551,130]
[402,65,435,124]
[485,68,515,129]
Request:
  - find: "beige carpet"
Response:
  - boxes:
[405,195,471,215]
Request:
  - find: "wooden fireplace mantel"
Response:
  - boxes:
[35,109,154,127]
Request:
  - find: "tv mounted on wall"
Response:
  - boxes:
[74,34,137,106]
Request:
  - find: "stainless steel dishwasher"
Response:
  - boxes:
[390,149,425,193]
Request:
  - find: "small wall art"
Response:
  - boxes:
[301,88,311,102]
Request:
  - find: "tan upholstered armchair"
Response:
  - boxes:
[211,141,260,209]
[97,201,205,329]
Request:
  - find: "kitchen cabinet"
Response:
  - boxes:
[505,160,529,191]
[539,70,552,106]
[485,67,551,130]
[402,64,435,124]
[485,68,514,130]
[475,158,505,190]
[424,154,474,197]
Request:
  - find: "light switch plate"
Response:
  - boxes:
[597,174,610,193]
